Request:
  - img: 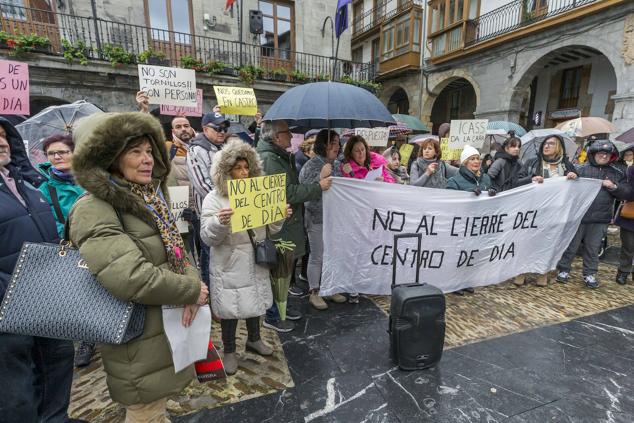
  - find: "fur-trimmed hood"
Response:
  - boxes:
[211,138,262,197]
[72,112,169,225]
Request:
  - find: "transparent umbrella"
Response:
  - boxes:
[520,129,578,162]
[16,100,104,165]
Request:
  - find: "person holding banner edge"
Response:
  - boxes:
[299,129,348,310]
[199,138,293,375]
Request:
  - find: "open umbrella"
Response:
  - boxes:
[392,113,429,134]
[556,117,615,138]
[264,82,395,130]
[615,127,634,143]
[487,121,527,137]
[409,134,439,144]
[16,100,104,165]
[520,129,578,162]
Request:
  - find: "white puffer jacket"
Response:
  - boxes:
[200,139,283,319]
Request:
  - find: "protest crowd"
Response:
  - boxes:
[1,87,633,423]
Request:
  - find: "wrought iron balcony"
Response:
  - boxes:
[0,2,376,83]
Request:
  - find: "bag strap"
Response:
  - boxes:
[246,229,257,250]
[47,185,66,225]
[63,194,123,243]
[169,144,178,161]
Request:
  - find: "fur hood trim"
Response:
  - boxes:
[72,112,169,225]
[211,139,263,197]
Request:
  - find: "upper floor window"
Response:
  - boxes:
[145,0,193,44]
[2,0,55,23]
[259,1,294,60]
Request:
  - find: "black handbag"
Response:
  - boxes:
[0,202,145,344]
[247,228,278,269]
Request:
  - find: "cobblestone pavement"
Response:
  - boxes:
[69,230,634,421]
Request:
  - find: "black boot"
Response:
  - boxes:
[616,271,628,285]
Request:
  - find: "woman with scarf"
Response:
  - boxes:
[340,135,396,184]
[299,129,348,310]
[410,138,458,188]
[383,147,409,184]
[515,135,577,287]
[37,134,85,237]
[69,113,208,421]
[200,139,292,375]
[486,132,524,192]
[446,145,495,295]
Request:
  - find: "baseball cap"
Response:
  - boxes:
[202,112,230,128]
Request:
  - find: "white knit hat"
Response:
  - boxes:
[460,145,480,165]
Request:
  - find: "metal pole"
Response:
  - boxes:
[418,1,427,120]
[90,0,102,54]
[321,16,335,59]
[332,37,341,81]
[238,0,243,67]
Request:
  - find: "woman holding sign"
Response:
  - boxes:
[200,139,293,375]
[340,135,396,183]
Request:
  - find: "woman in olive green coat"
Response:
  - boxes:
[69,112,208,420]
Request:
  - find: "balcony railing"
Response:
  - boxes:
[0,2,376,82]
[352,0,423,38]
[465,0,598,47]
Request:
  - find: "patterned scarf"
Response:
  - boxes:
[51,166,75,183]
[130,182,188,275]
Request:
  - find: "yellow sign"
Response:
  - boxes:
[227,173,286,233]
[399,144,414,166]
[214,86,258,116]
[440,138,462,161]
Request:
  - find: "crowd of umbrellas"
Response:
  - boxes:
[6,81,634,169]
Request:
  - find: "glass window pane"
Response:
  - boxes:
[413,19,420,44]
[403,22,409,44]
[259,1,273,16]
[171,0,191,43]
[278,18,291,57]
[449,0,455,24]
[277,5,290,20]
[260,15,275,48]
[3,0,27,20]
[396,25,402,46]
[148,0,169,41]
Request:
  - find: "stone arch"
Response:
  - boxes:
[421,69,480,131]
[380,84,412,115]
[508,40,623,126]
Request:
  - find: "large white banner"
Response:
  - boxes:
[321,177,602,295]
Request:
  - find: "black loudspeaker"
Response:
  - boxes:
[250,10,263,34]
[388,234,446,371]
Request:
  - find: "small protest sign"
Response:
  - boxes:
[440,138,462,161]
[160,89,203,117]
[354,127,390,147]
[167,186,190,233]
[0,60,29,115]
[399,143,414,166]
[214,86,257,116]
[227,173,287,233]
[448,119,488,149]
[138,64,197,107]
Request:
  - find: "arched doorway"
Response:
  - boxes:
[387,88,410,114]
[510,45,617,130]
[29,96,70,116]
[430,78,477,135]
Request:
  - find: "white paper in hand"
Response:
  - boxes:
[364,166,383,181]
[162,305,212,373]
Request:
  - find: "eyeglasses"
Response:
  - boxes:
[46,150,71,158]
[543,142,557,147]
[205,124,228,133]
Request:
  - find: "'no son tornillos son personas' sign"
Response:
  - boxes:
[138,64,197,107]
[227,173,287,233]
[320,177,602,296]
[448,119,488,149]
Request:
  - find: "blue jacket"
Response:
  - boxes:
[37,162,85,237]
[0,118,58,300]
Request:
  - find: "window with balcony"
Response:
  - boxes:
[2,0,55,23]
[353,1,364,33]
[371,37,381,69]
[559,66,582,109]
[259,1,294,61]
[352,47,364,63]
[145,0,193,44]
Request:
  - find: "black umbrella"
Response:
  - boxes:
[263,81,396,130]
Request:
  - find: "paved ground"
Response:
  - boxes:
[69,230,634,422]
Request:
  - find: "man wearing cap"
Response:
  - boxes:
[187,111,229,288]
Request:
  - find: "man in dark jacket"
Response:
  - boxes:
[556,140,630,289]
[257,120,331,332]
[0,118,76,422]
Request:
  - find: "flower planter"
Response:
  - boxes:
[218,67,236,76]
[31,45,52,54]
[147,57,170,66]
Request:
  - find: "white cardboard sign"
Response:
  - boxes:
[138,64,197,107]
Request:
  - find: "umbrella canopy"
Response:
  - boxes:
[556,117,615,138]
[615,141,634,154]
[487,121,527,137]
[264,82,395,130]
[392,113,429,134]
[409,134,439,144]
[615,127,634,143]
[388,122,412,138]
[16,100,104,165]
[520,129,578,162]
